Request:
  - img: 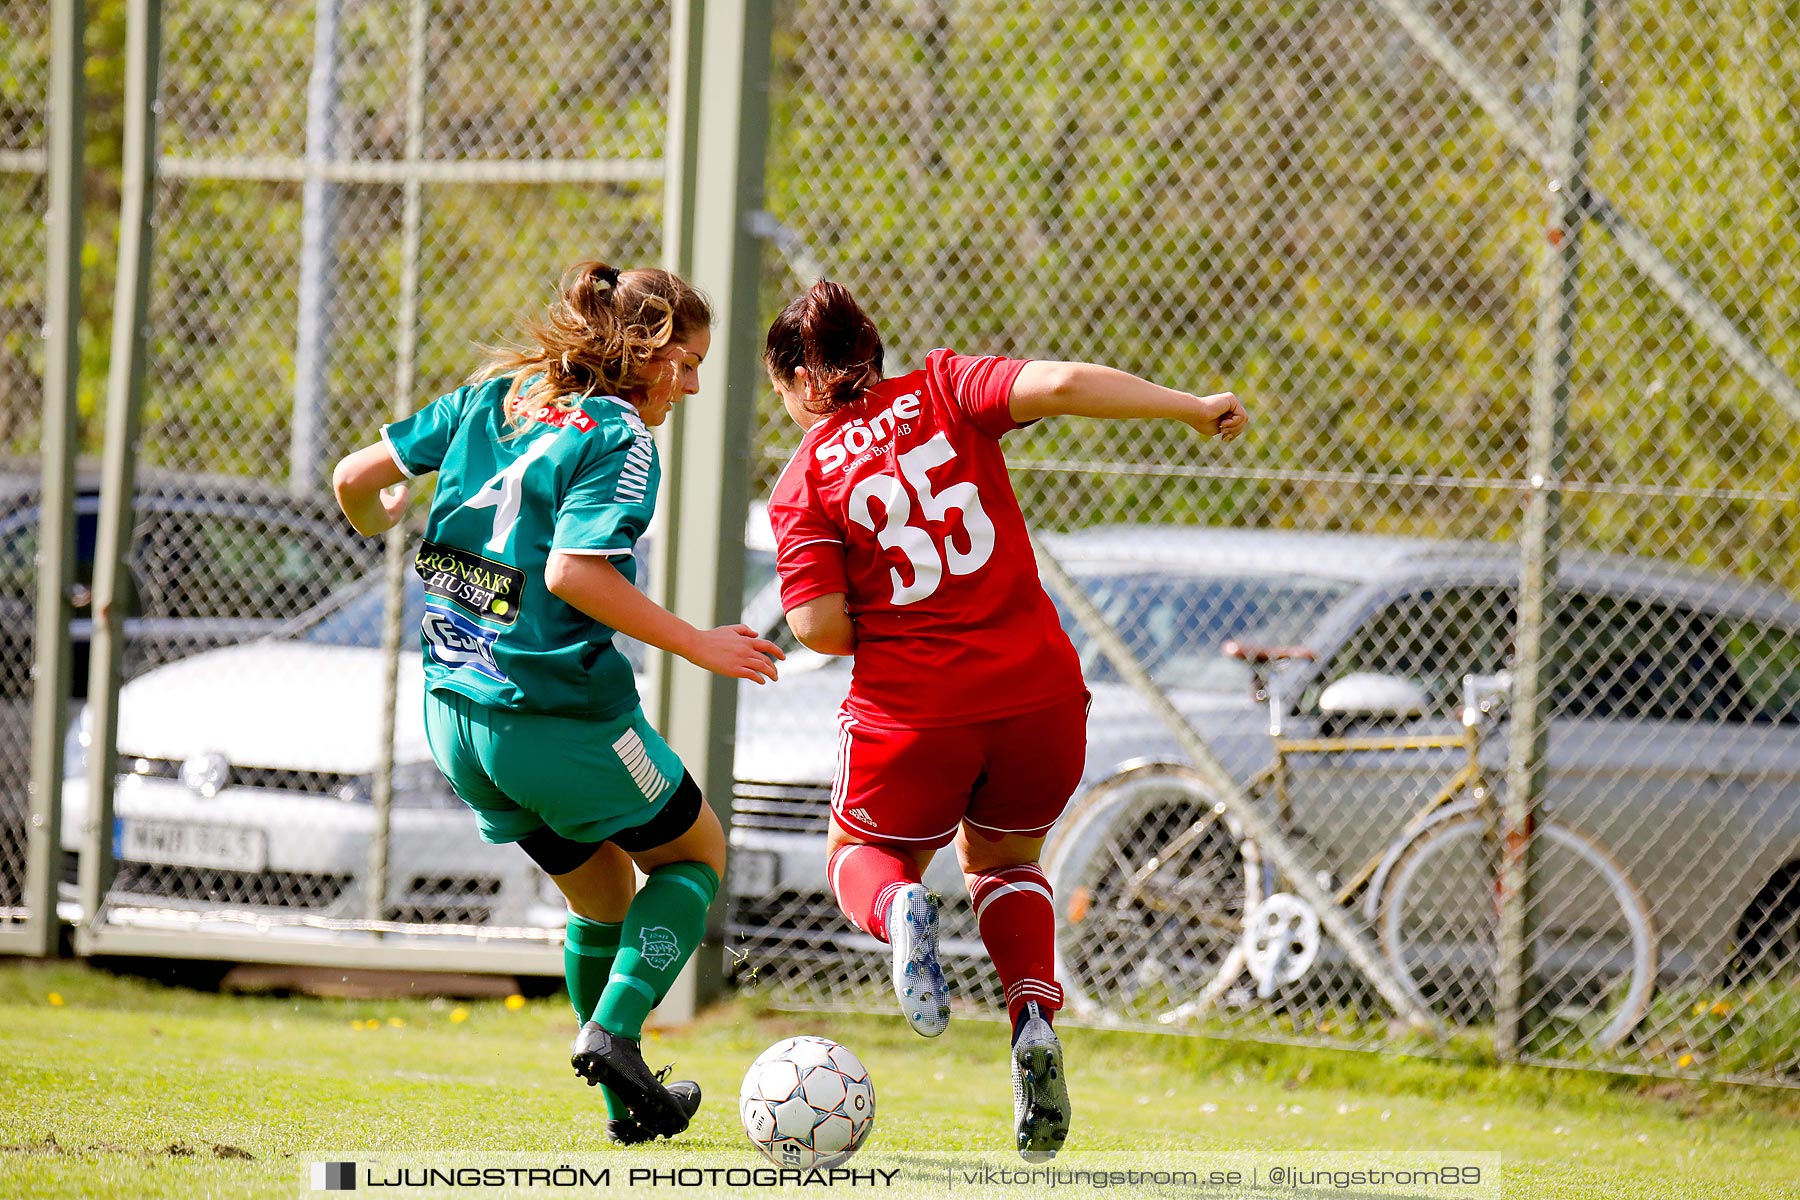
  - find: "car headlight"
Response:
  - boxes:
[336,760,463,811]
[63,704,90,779]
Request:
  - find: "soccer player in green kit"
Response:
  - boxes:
[332,260,782,1142]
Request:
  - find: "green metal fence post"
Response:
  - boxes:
[1498,0,1599,1061]
[643,0,704,729]
[366,0,432,927]
[78,0,162,949]
[661,0,705,278]
[649,0,772,1020]
[18,0,88,958]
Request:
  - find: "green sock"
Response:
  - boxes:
[565,914,624,1024]
[593,862,719,1041]
[565,915,629,1122]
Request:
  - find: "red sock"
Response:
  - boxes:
[968,864,1064,1024]
[828,843,919,942]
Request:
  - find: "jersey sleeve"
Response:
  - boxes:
[382,385,472,477]
[769,458,849,611]
[926,347,1032,439]
[551,425,656,558]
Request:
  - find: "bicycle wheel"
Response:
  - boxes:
[1041,764,1249,1023]
[1375,801,1656,1051]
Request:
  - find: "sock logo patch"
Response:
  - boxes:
[638,926,680,970]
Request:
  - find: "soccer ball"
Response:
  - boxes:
[739,1036,875,1169]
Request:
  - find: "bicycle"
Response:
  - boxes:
[1044,663,1659,1050]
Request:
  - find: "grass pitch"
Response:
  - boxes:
[2,959,1796,1198]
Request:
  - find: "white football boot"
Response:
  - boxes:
[886,883,950,1037]
[1011,1001,1071,1161]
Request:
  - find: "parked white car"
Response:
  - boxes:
[60,511,783,934]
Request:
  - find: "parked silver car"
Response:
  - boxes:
[724,526,1800,1020]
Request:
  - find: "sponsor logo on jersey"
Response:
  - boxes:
[638,926,680,970]
[414,540,524,626]
[535,405,597,432]
[813,392,923,472]
[421,601,507,681]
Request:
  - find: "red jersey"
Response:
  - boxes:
[769,349,1085,729]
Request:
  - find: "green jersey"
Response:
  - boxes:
[383,376,658,719]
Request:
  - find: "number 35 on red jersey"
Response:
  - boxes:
[769,349,1085,729]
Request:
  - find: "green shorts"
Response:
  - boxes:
[422,688,686,846]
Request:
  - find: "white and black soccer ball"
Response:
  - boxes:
[739,1035,875,1169]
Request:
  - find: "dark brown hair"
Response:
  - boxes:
[474,260,712,430]
[763,280,884,415]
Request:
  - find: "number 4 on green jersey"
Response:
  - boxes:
[463,434,558,552]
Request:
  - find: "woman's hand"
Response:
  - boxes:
[1186,391,1248,441]
[683,624,785,683]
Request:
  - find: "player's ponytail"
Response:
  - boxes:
[763,280,884,415]
[473,260,712,433]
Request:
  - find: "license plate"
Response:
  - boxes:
[115,819,268,872]
[728,849,778,897]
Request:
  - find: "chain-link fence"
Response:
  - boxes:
[63,0,671,956]
[0,1,52,929]
[727,0,1800,1088]
[10,0,1796,1089]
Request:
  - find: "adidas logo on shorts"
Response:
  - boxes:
[849,807,874,824]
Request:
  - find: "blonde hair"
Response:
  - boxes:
[472,260,712,431]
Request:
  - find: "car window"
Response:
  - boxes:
[1555,593,1758,723]
[1720,619,1800,725]
[1323,586,1515,715]
[0,504,135,612]
[134,509,367,621]
[1058,570,1353,693]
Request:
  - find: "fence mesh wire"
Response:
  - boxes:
[69,0,668,946]
[11,0,1796,1087]
[0,0,51,924]
[728,0,1800,1088]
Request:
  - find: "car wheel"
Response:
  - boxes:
[1042,763,1249,1025]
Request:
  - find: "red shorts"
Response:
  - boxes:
[830,692,1089,848]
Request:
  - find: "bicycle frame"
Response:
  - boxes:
[1268,722,1491,912]
[1159,672,1512,1020]
[1119,675,1507,924]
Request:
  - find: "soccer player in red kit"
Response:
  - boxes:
[764,281,1247,1160]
